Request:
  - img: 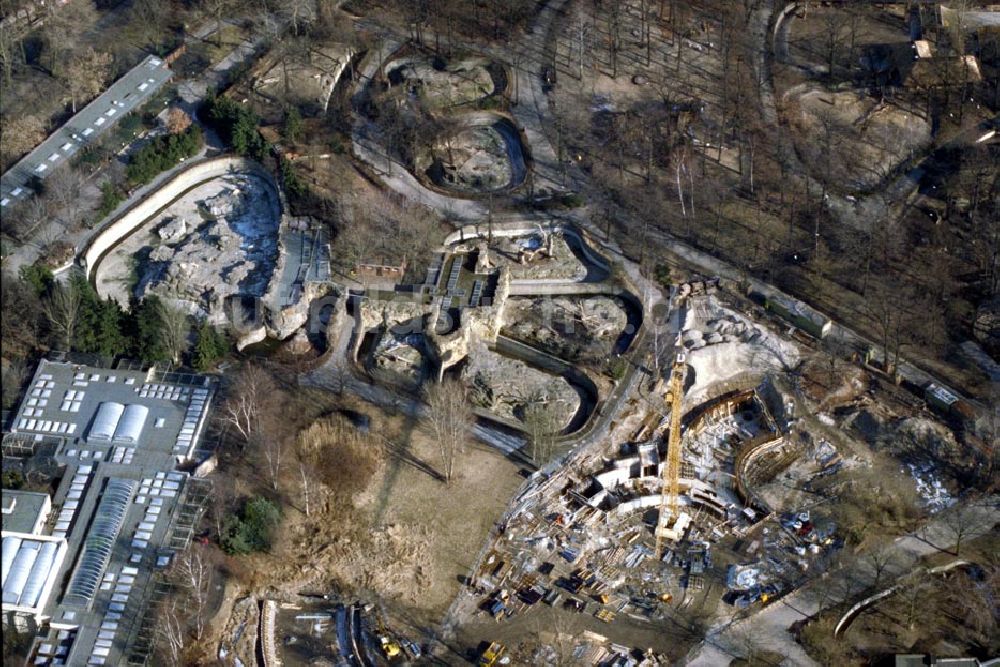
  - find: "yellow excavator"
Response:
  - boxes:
[479,642,506,666]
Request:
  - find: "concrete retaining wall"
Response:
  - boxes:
[834,560,972,638]
[443,220,611,275]
[80,157,279,278]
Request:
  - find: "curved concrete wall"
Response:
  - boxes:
[414,110,531,198]
[80,157,279,278]
[443,220,611,276]
[834,560,972,638]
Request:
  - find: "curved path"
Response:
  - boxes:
[684,496,998,666]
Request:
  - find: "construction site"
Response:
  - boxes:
[3,1,996,665]
[440,273,991,663]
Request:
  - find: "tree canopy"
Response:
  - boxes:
[203,96,270,160]
[220,496,281,555]
[126,125,203,187]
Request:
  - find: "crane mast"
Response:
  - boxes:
[655,350,687,558]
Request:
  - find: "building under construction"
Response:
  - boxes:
[462,281,841,635]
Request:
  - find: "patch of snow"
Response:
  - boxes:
[905,462,955,513]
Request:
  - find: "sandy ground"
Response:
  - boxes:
[477,233,588,281]
[385,54,497,111]
[502,295,630,363]
[682,294,802,405]
[356,412,525,627]
[461,343,582,430]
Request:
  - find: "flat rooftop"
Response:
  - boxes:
[0,55,172,210]
[1,490,50,534]
[11,359,215,466]
[4,359,217,666]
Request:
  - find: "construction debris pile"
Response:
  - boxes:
[464,379,835,626]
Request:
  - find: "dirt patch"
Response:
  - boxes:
[217,396,523,630]
[470,232,588,281]
[385,53,503,111]
[255,43,354,114]
[415,115,527,194]
[783,88,931,191]
[800,353,870,409]
[461,343,581,431]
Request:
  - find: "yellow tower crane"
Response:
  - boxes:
[655,350,688,558]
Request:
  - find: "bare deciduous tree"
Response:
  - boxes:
[0,20,24,88]
[0,114,46,166]
[937,498,990,557]
[218,363,276,445]
[43,280,82,350]
[169,545,212,641]
[157,300,190,366]
[166,108,193,134]
[257,428,285,492]
[59,48,113,113]
[424,379,472,483]
[202,0,232,47]
[522,389,560,466]
[125,0,173,52]
[860,537,898,590]
[282,0,317,36]
[154,597,186,664]
[46,167,85,226]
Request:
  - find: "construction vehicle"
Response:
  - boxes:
[595,609,616,623]
[379,637,401,659]
[479,642,507,666]
[655,348,689,557]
